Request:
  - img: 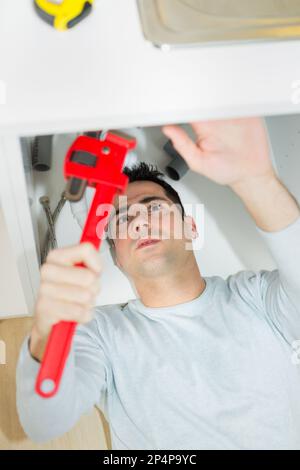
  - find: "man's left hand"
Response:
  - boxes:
[162,117,276,189]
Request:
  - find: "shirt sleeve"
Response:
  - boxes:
[16,315,112,443]
[228,216,300,346]
[254,215,300,345]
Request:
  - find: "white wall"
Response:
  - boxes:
[30,116,299,307]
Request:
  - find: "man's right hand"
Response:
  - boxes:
[30,242,102,362]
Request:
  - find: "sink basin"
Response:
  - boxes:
[183,0,300,18]
[137,0,300,48]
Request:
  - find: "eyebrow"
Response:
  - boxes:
[114,196,170,218]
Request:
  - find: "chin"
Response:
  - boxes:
[137,256,171,277]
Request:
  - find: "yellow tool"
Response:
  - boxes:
[33,0,94,31]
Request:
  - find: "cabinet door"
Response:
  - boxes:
[0,136,39,318]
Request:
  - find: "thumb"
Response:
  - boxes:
[162,125,205,174]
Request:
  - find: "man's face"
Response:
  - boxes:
[107,181,197,280]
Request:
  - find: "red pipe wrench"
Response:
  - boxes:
[35,132,136,398]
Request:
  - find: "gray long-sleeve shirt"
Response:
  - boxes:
[16,216,300,450]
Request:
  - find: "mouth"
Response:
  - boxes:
[136,239,161,250]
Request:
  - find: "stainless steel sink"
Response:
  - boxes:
[137,0,300,48]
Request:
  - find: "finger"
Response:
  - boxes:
[36,297,94,325]
[162,125,205,173]
[40,281,100,306]
[46,242,102,274]
[40,263,100,288]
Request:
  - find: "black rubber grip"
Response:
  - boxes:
[33,1,55,26]
[67,2,92,29]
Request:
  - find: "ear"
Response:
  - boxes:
[184,215,198,240]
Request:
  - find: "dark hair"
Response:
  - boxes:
[106,162,185,249]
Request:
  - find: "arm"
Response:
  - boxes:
[231,175,300,344]
[227,214,300,345]
[163,117,300,342]
[16,243,108,443]
[230,173,300,232]
[16,319,112,443]
[162,117,299,231]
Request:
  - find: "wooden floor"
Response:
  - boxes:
[0,317,111,450]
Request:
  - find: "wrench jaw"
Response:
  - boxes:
[64,149,97,202]
[65,177,87,202]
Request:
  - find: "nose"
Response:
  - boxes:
[131,212,149,235]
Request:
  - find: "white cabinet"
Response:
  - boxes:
[0,115,299,319]
[0,138,40,317]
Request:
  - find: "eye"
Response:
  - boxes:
[149,201,163,212]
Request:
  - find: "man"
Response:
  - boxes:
[17,117,300,449]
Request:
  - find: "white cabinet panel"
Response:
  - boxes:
[0,137,39,318]
[0,0,300,135]
[0,203,27,317]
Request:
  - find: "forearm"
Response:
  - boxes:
[16,321,107,443]
[231,174,300,232]
[16,335,80,443]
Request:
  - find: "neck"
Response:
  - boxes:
[133,255,206,308]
